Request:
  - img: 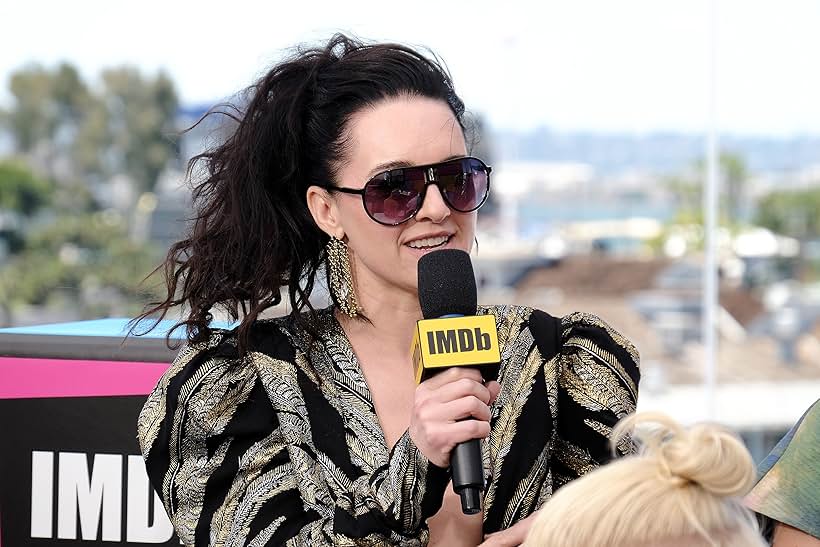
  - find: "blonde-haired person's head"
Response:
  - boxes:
[524,412,766,547]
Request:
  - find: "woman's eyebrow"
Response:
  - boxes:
[366,160,413,178]
[365,154,466,179]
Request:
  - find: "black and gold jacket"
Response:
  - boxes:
[137,305,639,546]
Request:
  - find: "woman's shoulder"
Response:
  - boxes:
[557,312,639,364]
[178,314,303,366]
[136,313,309,457]
[480,304,639,368]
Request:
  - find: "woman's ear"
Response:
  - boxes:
[306,185,344,238]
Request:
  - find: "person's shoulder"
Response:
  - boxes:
[559,312,639,361]
[480,304,640,371]
[185,314,301,363]
[136,315,302,457]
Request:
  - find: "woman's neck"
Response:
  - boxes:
[336,289,423,360]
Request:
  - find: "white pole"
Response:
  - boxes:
[703,0,720,419]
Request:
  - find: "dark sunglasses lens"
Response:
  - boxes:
[437,158,489,212]
[364,168,426,224]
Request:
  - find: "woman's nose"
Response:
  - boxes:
[414,185,450,223]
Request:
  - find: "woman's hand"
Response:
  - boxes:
[409,367,501,468]
[478,513,538,546]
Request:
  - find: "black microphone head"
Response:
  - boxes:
[417,249,477,319]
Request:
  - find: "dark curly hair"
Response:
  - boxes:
[133,34,468,354]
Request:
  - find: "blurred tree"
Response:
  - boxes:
[0,212,162,326]
[0,160,53,216]
[0,161,54,257]
[0,63,179,325]
[756,187,820,240]
[1,63,180,198]
[3,63,92,178]
[100,67,179,195]
[666,152,749,226]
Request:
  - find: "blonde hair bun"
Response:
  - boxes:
[524,412,766,547]
[614,412,756,498]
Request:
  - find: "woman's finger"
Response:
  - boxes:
[427,376,492,405]
[441,395,491,422]
[486,380,501,404]
[418,366,484,391]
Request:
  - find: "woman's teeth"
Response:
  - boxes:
[408,235,450,249]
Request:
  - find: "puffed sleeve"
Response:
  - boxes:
[553,311,640,488]
[136,333,449,546]
[480,306,640,533]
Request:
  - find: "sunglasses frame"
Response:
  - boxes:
[328,156,492,226]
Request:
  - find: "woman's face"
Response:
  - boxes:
[331,96,476,301]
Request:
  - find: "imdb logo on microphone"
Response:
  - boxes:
[411,315,501,384]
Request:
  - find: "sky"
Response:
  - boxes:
[1,0,819,136]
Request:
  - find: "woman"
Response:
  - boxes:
[136,34,640,546]
[524,412,767,547]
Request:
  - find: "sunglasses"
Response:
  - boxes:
[328,156,491,226]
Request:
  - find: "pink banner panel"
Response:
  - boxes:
[0,357,171,399]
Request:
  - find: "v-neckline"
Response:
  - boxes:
[320,308,393,460]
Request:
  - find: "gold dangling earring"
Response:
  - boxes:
[326,236,362,318]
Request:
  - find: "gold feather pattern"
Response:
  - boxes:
[254,355,313,443]
[137,305,639,544]
[492,344,540,457]
[172,438,231,543]
[173,358,255,538]
[287,448,339,537]
[502,443,550,527]
[287,443,335,506]
[480,305,530,381]
[221,462,298,547]
[197,362,257,436]
[555,438,596,477]
[483,347,541,516]
[564,311,640,365]
[495,335,534,408]
[542,354,560,431]
[323,370,387,470]
[321,333,374,406]
[162,356,233,517]
[314,320,392,474]
[165,356,228,474]
[313,450,354,498]
[137,340,206,456]
[562,350,636,419]
[209,431,292,545]
[535,467,553,509]
[564,336,638,400]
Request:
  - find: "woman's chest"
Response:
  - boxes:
[360,360,416,450]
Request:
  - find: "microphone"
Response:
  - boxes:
[411,249,501,515]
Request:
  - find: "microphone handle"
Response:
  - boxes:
[450,437,484,514]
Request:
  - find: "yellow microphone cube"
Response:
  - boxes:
[411,315,501,384]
